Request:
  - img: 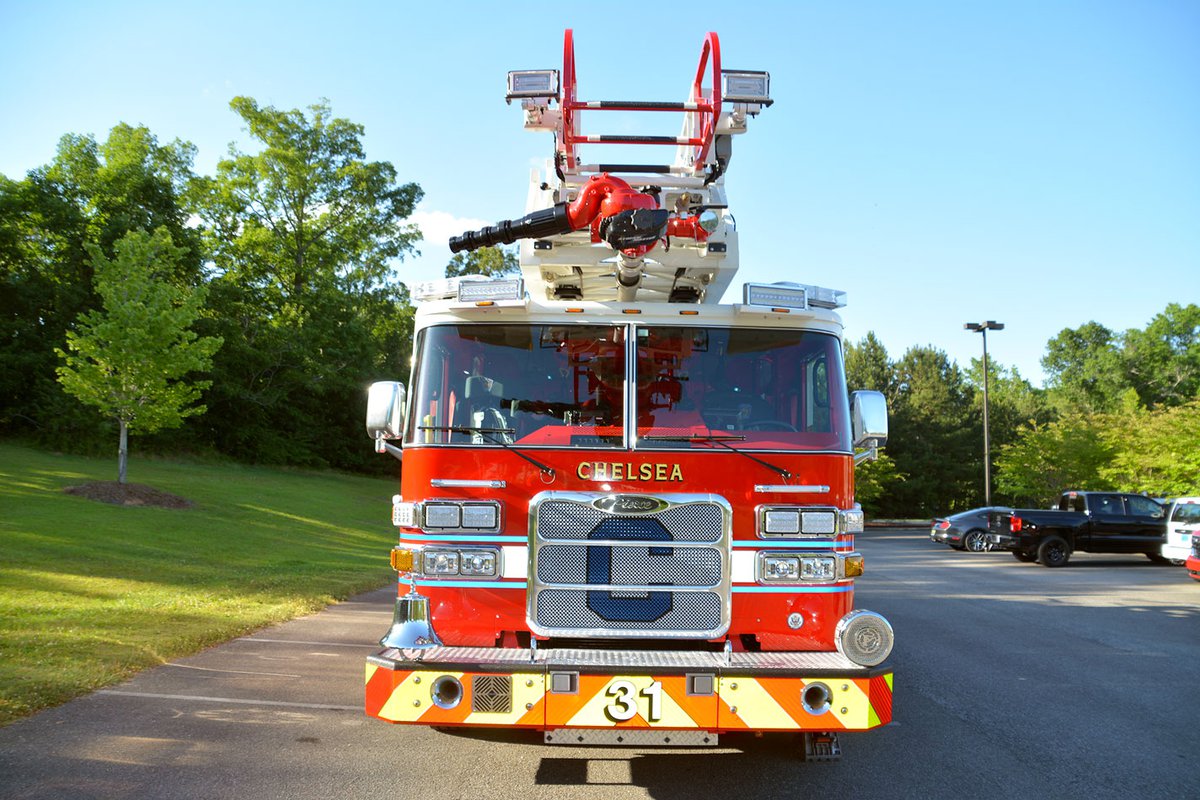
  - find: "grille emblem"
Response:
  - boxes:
[593,495,669,514]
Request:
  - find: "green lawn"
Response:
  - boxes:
[0,442,398,725]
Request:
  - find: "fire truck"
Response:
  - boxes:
[363,30,893,759]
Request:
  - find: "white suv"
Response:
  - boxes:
[1163,497,1200,563]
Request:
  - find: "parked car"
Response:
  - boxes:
[1186,534,1200,581]
[931,507,1009,552]
[1162,497,1200,564]
[987,490,1167,567]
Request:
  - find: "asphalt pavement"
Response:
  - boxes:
[1,529,1197,800]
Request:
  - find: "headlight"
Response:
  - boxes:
[757,506,852,538]
[423,549,461,575]
[459,549,498,577]
[758,553,840,583]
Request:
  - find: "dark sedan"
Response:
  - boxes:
[931,507,1011,552]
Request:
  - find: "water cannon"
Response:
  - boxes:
[449,174,669,257]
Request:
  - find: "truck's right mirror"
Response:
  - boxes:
[366,381,406,452]
[850,390,888,448]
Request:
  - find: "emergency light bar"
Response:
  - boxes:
[742,282,847,310]
[411,276,524,303]
[507,70,559,102]
[457,277,523,302]
[722,70,772,106]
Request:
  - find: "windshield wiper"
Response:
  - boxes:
[641,434,791,480]
[419,425,555,478]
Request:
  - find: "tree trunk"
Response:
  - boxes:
[118,420,128,485]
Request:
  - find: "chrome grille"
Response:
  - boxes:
[528,492,731,639]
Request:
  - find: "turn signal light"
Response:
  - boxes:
[844,554,864,577]
[390,547,416,572]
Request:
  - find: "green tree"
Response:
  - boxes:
[194,97,422,467]
[844,332,892,394]
[1122,303,1200,409]
[1099,395,1200,495]
[1042,321,1129,414]
[445,246,518,278]
[883,346,978,516]
[56,228,222,483]
[995,414,1114,505]
[0,125,199,448]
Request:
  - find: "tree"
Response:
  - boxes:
[445,246,518,278]
[1122,303,1200,409]
[56,228,222,483]
[883,346,979,516]
[194,97,422,467]
[1042,322,1129,414]
[0,125,200,448]
[844,332,892,394]
[995,414,1114,505]
[1100,395,1200,495]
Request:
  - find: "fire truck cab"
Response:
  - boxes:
[363,30,894,758]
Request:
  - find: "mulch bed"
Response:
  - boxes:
[63,481,194,509]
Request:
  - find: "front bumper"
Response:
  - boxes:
[365,645,893,734]
[1186,554,1200,581]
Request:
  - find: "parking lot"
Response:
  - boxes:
[1,528,1196,800]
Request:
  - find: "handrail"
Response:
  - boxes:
[557,29,722,178]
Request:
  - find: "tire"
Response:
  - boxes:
[963,530,989,552]
[1037,536,1070,568]
[1145,552,1171,565]
[1013,551,1037,563]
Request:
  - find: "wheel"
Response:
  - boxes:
[963,530,989,552]
[1013,550,1037,563]
[1037,536,1070,568]
[745,420,799,432]
[1145,552,1171,565]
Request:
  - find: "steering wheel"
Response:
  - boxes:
[745,420,798,432]
[478,407,514,443]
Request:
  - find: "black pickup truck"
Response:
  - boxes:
[986,491,1167,567]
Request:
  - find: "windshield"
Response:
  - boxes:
[406,323,850,452]
[1171,503,1200,524]
[635,326,850,451]
[407,324,625,447]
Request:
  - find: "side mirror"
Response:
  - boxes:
[366,381,406,454]
[851,390,888,449]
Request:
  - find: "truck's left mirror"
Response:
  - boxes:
[366,381,406,453]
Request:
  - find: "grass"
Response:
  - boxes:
[0,442,398,725]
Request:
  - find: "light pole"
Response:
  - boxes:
[964,321,1004,506]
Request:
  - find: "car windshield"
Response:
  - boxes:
[406,323,851,452]
[1171,503,1200,524]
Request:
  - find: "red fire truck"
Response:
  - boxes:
[363,30,893,759]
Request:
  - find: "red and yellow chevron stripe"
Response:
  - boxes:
[366,662,893,732]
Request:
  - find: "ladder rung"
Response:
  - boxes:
[594,163,676,173]
[579,135,698,145]
[572,100,705,111]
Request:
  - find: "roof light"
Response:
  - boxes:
[507,70,559,102]
[743,283,807,309]
[722,70,772,106]
[742,282,847,310]
[457,278,523,303]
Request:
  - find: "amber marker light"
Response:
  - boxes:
[622,308,642,314]
[390,547,416,572]
[844,554,865,577]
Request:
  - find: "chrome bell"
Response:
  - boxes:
[379,585,442,651]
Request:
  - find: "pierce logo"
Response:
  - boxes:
[593,495,668,514]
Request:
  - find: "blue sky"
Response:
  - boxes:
[2,0,1197,385]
